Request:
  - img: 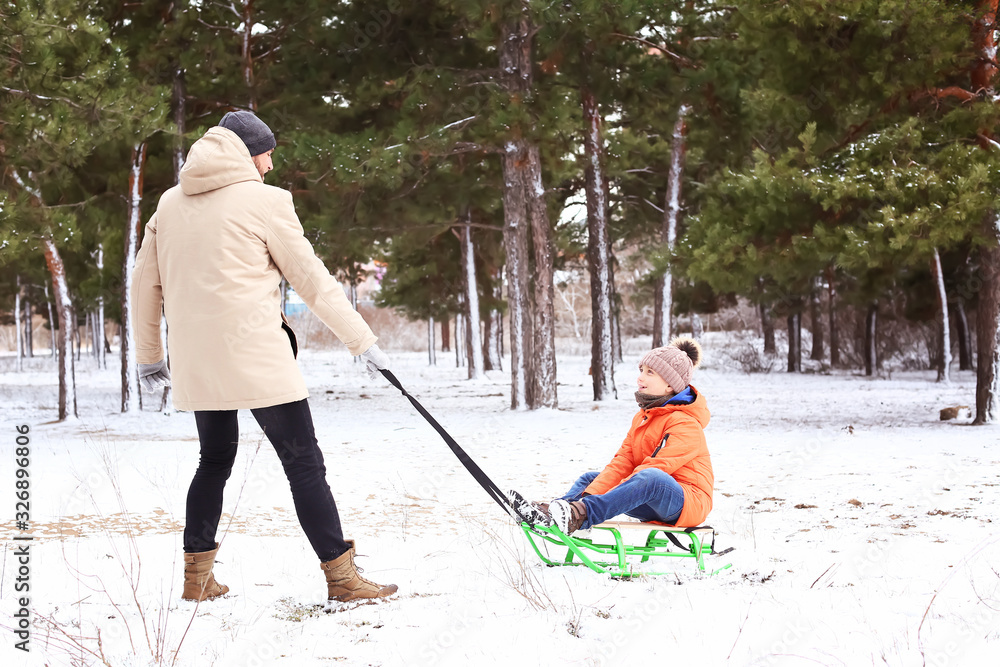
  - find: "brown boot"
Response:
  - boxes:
[550,499,588,535]
[321,540,398,602]
[182,543,230,601]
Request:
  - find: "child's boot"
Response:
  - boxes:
[550,499,587,535]
[506,489,553,526]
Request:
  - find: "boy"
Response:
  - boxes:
[510,337,712,535]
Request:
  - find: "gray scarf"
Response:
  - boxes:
[635,391,673,411]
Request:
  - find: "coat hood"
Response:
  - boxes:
[179,127,262,195]
[644,385,711,429]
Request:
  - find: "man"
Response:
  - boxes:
[131,110,396,603]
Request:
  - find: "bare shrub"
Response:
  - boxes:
[287,303,426,352]
[720,333,776,374]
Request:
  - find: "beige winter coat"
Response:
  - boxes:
[131,127,378,411]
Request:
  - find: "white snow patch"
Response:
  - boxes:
[1,345,998,666]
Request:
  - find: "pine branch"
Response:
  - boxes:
[429,142,502,156]
[10,170,42,201]
[610,33,698,69]
[643,197,665,213]
[1,86,84,109]
[922,86,978,102]
[830,84,980,155]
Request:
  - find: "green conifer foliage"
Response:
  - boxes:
[685,0,1000,377]
[1,0,170,418]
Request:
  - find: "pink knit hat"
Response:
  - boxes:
[639,337,703,393]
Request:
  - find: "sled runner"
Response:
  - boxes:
[520,520,733,578]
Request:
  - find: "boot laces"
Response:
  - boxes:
[353,561,378,586]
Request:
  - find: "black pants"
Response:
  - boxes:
[184,399,349,562]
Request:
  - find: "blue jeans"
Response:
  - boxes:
[559,470,684,529]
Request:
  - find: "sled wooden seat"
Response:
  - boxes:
[519,520,732,577]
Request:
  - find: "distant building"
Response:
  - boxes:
[283,261,384,317]
[283,288,308,316]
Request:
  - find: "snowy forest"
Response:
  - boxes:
[4,0,1000,419]
[2,2,1000,666]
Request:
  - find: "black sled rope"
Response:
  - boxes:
[379,369,533,524]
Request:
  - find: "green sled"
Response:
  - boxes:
[520,520,733,578]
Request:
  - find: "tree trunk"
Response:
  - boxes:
[931,247,952,383]
[865,301,878,377]
[242,0,257,110]
[455,311,464,368]
[121,141,146,413]
[77,314,83,361]
[158,320,170,411]
[482,312,496,371]
[525,143,557,408]
[464,304,477,376]
[162,60,184,412]
[83,310,91,359]
[499,13,535,410]
[428,316,436,366]
[484,269,503,371]
[96,240,105,369]
[94,311,102,360]
[501,142,530,408]
[582,84,615,401]
[349,281,359,368]
[610,257,623,363]
[654,104,691,348]
[15,275,23,371]
[786,311,801,373]
[42,236,77,420]
[483,309,500,371]
[88,311,96,360]
[955,297,973,371]
[970,0,1000,422]
[460,219,484,379]
[499,298,505,360]
[24,291,33,358]
[760,302,776,355]
[45,285,56,359]
[810,276,824,361]
[173,66,186,179]
[975,217,1000,423]
[827,267,840,367]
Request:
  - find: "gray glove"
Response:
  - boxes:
[138,360,171,393]
[359,344,390,380]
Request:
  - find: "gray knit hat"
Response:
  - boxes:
[639,337,703,393]
[218,110,276,156]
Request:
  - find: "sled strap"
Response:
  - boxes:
[664,532,687,550]
[665,526,713,550]
[379,369,531,523]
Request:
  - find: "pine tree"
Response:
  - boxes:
[685,1,1000,384]
[1,0,165,419]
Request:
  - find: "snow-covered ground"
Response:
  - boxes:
[1,341,998,666]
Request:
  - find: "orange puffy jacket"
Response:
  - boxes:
[584,386,713,527]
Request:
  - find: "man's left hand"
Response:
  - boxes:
[359,344,390,380]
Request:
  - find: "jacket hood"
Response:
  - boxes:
[179,127,262,195]
[644,385,711,428]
